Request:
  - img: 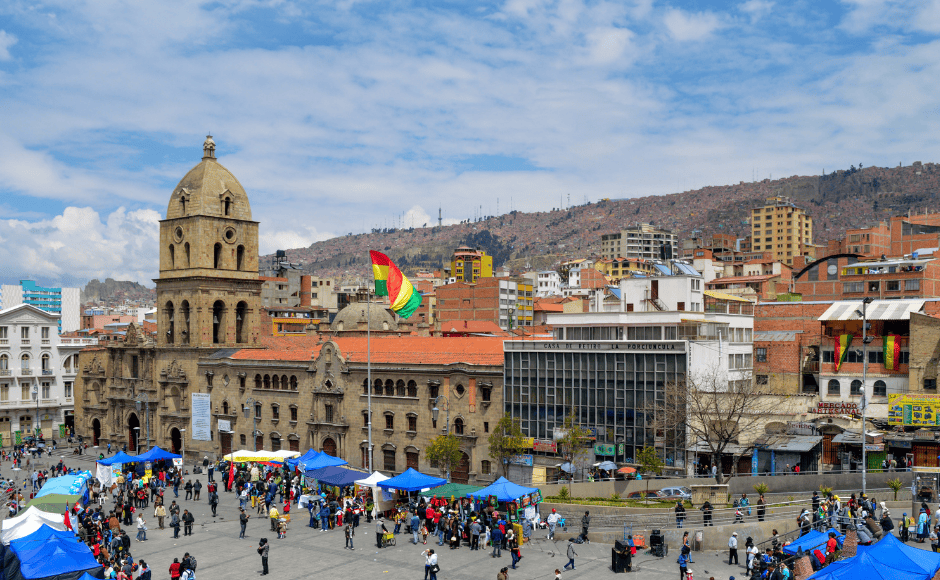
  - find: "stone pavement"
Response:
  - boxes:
[0,449,794,580]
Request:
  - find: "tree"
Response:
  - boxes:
[636,446,663,477]
[426,434,463,482]
[647,366,776,484]
[488,414,527,477]
[556,409,592,492]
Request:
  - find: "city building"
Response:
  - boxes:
[791,252,940,302]
[435,277,533,331]
[80,313,137,331]
[749,196,815,265]
[1,280,80,333]
[450,246,493,283]
[0,304,96,445]
[524,271,562,298]
[600,223,678,261]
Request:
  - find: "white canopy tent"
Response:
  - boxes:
[354,471,395,514]
[1,506,67,545]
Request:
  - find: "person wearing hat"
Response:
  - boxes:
[564,539,577,570]
[728,532,739,565]
[901,512,911,542]
[919,508,929,543]
[547,509,560,540]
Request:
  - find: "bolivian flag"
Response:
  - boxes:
[884,334,900,371]
[834,334,853,372]
[370,250,422,319]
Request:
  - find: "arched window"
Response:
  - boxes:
[874,380,887,397]
[827,379,840,395]
[214,243,222,269]
[374,379,382,395]
[180,301,190,344]
[255,374,262,389]
[184,242,191,267]
[0,354,8,370]
[385,379,394,396]
[407,380,417,398]
[281,375,288,391]
[40,353,50,372]
[453,417,464,435]
[272,375,280,390]
[62,354,78,373]
[169,245,175,269]
[396,380,406,397]
[237,245,245,270]
[20,353,30,369]
[223,196,232,216]
[212,300,225,343]
[263,374,271,389]
[166,301,175,344]
[850,380,862,395]
[290,376,298,390]
[235,301,247,343]
[362,379,369,394]
[222,401,229,415]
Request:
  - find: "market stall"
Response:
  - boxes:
[35,472,92,502]
[468,477,542,527]
[354,472,393,514]
[94,451,137,487]
[378,468,446,492]
[288,450,347,471]
[22,494,82,516]
[0,508,67,545]
[1,524,101,580]
[134,446,182,463]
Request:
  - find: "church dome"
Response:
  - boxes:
[166,136,253,220]
[330,304,398,332]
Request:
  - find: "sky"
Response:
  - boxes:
[1,0,939,288]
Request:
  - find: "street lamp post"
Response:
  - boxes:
[32,386,39,438]
[180,428,187,469]
[133,427,141,455]
[135,392,151,454]
[244,397,258,451]
[431,395,450,481]
[858,297,874,494]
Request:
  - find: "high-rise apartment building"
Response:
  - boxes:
[749,197,814,265]
[1,280,80,333]
[600,224,677,260]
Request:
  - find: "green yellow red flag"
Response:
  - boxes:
[834,334,853,372]
[369,250,422,319]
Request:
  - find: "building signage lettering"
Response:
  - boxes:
[218,419,231,433]
[888,394,940,427]
[787,421,819,435]
[506,454,534,466]
[811,402,859,415]
[533,439,557,453]
[594,443,615,456]
[516,341,686,352]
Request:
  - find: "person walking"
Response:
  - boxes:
[184,480,193,501]
[170,512,181,539]
[207,459,215,482]
[136,513,147,542]
[564,539,577,570]
[182,509,194,536]
[240,508,250,539]
[677,552,689,580]
[700,500,713,527]
[547,509,560,540]
[209,490,219,517]
[491,523,503,558]
[470,518,481,550]
[745,536,757,573]
[728,531,739,565]
[269,505,280,532]
[412,512,422,545]
[423,549,438,580]
[169,558,181,580]
[675,501,686,528]
[193,480,202,501]
[376,517,388,549]
[258,538,269,576]
[154,504,166,530]
[345,521,355,550]
[507,530,520,569]
[580,511,590,543]
[901,512,911,542]
[757,494,766,522]
[681,531,693,563]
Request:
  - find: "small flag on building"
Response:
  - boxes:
[370,250,422,319]
[834,334,853,372]
[884,334,900,371]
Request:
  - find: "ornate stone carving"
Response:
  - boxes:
[160,360,187,382]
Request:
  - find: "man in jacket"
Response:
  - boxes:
[269,505,280,532]
[580,511,591,543]
[240,508,250,539]
[491,524,504,558]
[182,509,195,536]
[728,531,739,565]
[210,491,219,517]
[258,538,269,576]
[564,540,577,570]
[170,513,181,539]
[546,509,560,540]
[412,512,422,545]
[376,517,388,549]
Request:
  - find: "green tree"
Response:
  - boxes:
[636,446,663,476]
[488,414,527,477]
[556,409,592,493]
[427,434,463,482]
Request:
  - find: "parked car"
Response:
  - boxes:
[626,490,667,500]
[659,486,693,501]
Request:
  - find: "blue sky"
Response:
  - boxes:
[0,0,939,287]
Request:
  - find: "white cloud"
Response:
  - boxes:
[260,226,334,256]
[585,27,634,65]
[402,205,460,230]
[663,8,723,41]
[0,31,15,61]
[0,207,160,286]
[739,0,774,23]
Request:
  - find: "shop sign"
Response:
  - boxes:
[811,402,859,415]
[787,422,819,436]
[521,437,535,449]
[864,444,884,452]
[594,443,615,456]
[506,454,533,466]
[888,394,940,427]
[533,439,556,453]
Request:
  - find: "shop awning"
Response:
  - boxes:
[768,435,823,453]
[378,468,446,492]
[818,299,925,321]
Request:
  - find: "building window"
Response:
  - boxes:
[756,375,769,385]
[272,405,279,420]
[240,434,247,445]
[828,379,840,395]
[271,435,281,452]
[887,280,901,292]
[850,380,862,395]
[385,414,394,430]
[755,348,767,363]
[383,449,396,471]
[407,415,417,431]
[0,385,7,401]
[481,460,491,475]
[255,403,262,419]
[41,382,50,398]
[843,282,863,293]
[20,354,29,369]
[873,380,887,397]
[483,421,489,433]
[362,411,369,427]
[41,327,49,340]
[292,406,300,421]
[0,327,6,340]
[906,279,921,291]
[20,327,28,339]
[925,379,937,391]
[453,417,464,435]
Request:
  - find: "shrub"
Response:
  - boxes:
[557,486,570,500]
[753,483,770,495]
[819,486,833,497]
[888,478,904,501]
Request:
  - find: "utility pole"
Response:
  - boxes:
[859,297,873,494]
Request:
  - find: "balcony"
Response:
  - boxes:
[42,369,53,376]
[0,370,10,377]
[59,337,99,346]
[20,340,30,347]
[0,339,7,346]
[41,339,50,346]
[20,368,32,376]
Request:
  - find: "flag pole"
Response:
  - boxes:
[367,280,373,474]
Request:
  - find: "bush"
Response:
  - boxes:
[753,483,770,495]
[819,486,833,497]
[557,487,570,500]
[888,478,904,501]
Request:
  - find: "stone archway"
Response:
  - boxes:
[170,427,182,455]
[452,451,470,484]
[322,437,337,457]
[92,418,101,446]
[128,413,140,452]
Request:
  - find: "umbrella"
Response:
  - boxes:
[597,461,618,471]
[558,462,575,473]
[617,467,637,474]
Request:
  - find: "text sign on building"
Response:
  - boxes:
[191,393,212,441]
[506,454,534,466]
[811,402,859,415]
[888,394,940,427]
[533,439,556,453]
[507,341,687,352]
[787,422,819,436]
[218,419,231,433]
[594,443,615,456]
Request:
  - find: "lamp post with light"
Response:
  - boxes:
[856,296,874,494]
[133,427,141,455]
[431,395,450,480]
[244,397,258,451]
[135,391,151,454]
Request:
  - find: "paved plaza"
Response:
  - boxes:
[7,448,896,580]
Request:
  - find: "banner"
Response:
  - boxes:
[884,334,901,371]
[59,424,67,438]
[888,394,940,426]
[191,393,211,441]
[834,334,853,372]
[593,443,615,455]
[14,430,22,445]
[533,439,557,453]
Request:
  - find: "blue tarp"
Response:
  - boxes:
[95,452,137,466]
[807,549,931,580]
[782,528,844,556]
[304,466,368,487]
[7,524,99,580]
[468,477,539,502]
[134,446,181,463]
[378,468,446,492]
[288,450,347,471]
[856,533,940,576]
[35,473,92,499]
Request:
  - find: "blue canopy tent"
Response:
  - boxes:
[134,446,181,463]
[0,524,102,580]
[807,549,933,580]
[95,452,137,466]
[782,528,844,556]
[288,450,347,471]
[468,477,539,502]
[35,472,92,501]
[377,468,446,492]
[304,466,368,487]
[856,533,940,576]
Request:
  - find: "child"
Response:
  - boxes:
[421,523,429,545]
[278,519,287,539]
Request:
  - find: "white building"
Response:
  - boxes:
[0,304,97,444]
[0,280,81,333]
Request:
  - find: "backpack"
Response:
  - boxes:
[190,556,197,570]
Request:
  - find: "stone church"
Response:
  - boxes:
[75,138,506,484]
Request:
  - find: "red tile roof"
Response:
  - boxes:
[439,320,507,335]
[230,335,507,365]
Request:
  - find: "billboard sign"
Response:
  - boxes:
[888,394,940,426]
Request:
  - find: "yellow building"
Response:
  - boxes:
[750,196,815,266]
[451,246,493,283]
[596,258,657,279]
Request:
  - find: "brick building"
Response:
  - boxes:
[749,196,815,265]
[435,277,533,331]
